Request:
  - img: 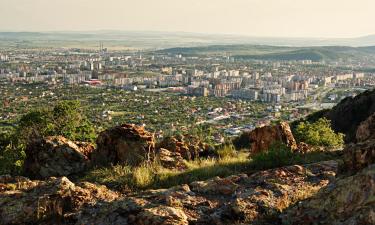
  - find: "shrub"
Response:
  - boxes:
[250,142,300,170]
[0,100,97,175]
[16,100,96,143]
[0,143,26,175]
[295,118,344,148]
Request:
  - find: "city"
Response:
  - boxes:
[1,0,375,224]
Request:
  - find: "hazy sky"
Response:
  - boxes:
[0,0,374,38]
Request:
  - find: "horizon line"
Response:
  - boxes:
[0,29,373,40]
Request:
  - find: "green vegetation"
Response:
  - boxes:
[0,100,96,175]
[16,100,96,143]
[250,142,299,170]
[295,118,345,148]
[160,44,375,62]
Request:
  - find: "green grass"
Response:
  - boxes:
[81,149,342,192]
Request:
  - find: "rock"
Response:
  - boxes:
[157,135,212,160]
[0,161,339,225]
[23,136,94,179]
[307,89,375,143]
[296,142,312,154]
[343,139,375,172]
[356,112,375,142]
[0,176,119,225]
[208,161,338,224]
[92,124,155,166]
[242,122,297,154]
[281,164,375,225]
[76,197,188,225]
[190,175,244,195]
[157,148,187,170]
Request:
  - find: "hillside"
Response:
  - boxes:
[159,45,375,62]
[1,91,375,224]
[2,31,375,49]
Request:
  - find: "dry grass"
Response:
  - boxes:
[81,149,341,192]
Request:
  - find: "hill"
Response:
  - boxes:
[158,45,375,62]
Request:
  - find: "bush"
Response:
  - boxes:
[295,118,344,148]
[17,100,96,143]
[0,132,26,175]
[250,142,300,170]
[0,100,97,175]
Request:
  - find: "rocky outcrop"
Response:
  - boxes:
[282,164,375,225]
[305,89,375,143]
[356,112,375,142]
[76,161,338,225]
[156,135,214,160]
[92,124,155,166]
[242,122,297,154]
[157,148,187,170]
[0,175,119,225]
[23,136,94,179]
[343,139,375,172]
[0,161,338,225]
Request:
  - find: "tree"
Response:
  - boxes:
[17,100,96,142]
[295,118,344,148]
[0,100,97,175]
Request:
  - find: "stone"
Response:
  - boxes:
[157,148,187,170]
[156,135,215,160]
[343,139,375,172]
[190,175,243,195]
[92,123,155,166]
[243,122,297,154]
[0,161,339,225]
[23,136,94,179]
[282,164,375,225]
[296,142,312,154]
[209,161,338,224]
[0,176,119,225]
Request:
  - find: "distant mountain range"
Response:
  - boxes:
[1,31,375,49]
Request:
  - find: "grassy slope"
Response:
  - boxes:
[81,150,341,192]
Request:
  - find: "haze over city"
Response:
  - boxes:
[0,0,374,38]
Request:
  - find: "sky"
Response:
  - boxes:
[0,0,374,38]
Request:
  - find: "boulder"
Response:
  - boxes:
[92,124,155,166]
[296,142,312,154]
[23,136,94,179]
[343,139,375,172]
[76,198,189,225]
[243,122,297,154]
[281,164,375,225]
[157,148,187,170]
[157,135,213,160]
[0,175,119,225]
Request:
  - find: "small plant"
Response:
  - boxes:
[132,164,155,188]
[216,143,237,159]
